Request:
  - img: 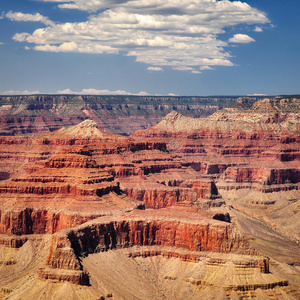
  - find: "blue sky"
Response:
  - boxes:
[0,0,299,96]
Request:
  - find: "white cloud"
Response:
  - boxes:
[173,66,195,72]
[10,1,269,72]
[56,88,150,95]
[228,34,255,43]
[6,11,54,26]
[247,93,268,96]
[56,88,74,94]
[136,91,150,96]
[200,66,213,71]
[0,90,40,95]
[0,42,3,45]
[0,88,150,96]
[254,26,263,32]
[34,42,118,54]
[147,67,164,72]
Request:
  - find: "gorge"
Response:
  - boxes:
[0,96,299,299]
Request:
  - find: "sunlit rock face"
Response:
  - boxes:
[0,97,299,299]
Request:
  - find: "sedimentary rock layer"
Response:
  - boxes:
[0,97,299,298]
[0,95,241,136]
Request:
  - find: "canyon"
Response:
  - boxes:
[0,96,299,299]
[0,95,258,136]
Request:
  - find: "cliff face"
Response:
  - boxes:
[0,209,104,235]
[220,167,300,184]
[39,208,259,285]
[62,216,255,255]
[217,167,300,193]
[0,97,299,298]
[120,174,222,209]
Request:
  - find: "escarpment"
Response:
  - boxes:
[0,97,299,299]
[0,95,240,136]
[38,210,259,285]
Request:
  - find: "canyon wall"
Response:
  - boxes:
[0,97,299,297]
[0,95,253,136]
[38,212,260,285]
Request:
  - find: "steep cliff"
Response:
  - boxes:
[39,207,261,285]
[0,98,299,299]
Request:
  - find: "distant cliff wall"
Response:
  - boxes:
[0,95,246,136]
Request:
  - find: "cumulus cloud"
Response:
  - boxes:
[147,67,164,72]
[200,66,213,71]
[56,88,150,95]
[10,0,269,72]
[34,42,117,54]
[254,26,263,32]
[228,34,255,43]
[6,11,54,26]
[0,90,40,95]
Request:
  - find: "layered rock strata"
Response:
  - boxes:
[0,97,299,299]
[0,95,243,136]
[39,207,260,284]
[132,98,300,194]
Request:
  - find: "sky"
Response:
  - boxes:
[0,0,299,96]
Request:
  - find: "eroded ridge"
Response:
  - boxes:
[0,97,299,299]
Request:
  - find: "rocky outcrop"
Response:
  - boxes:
[121,177,194,208]
[37,268,89,285]
[218,167,300,192]
[127,248,269,273]
[220,166,299,185]
[40,207,260,285]
[0,234,28,248]
[120,172,223,209]
[0,209,106,235]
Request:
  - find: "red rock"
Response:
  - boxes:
[42,207,259,285]
[0,98,299,289]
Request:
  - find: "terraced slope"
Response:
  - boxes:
[0,97,299,299]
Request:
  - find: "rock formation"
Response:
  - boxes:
[0,97,299,299]
[0,95,253,136]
